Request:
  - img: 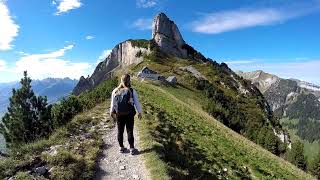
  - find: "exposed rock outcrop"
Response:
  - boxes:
[152,13,187,58]
[73,40,150,95]
[179,66,207,80]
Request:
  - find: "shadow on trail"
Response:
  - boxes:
[137,147,156,155]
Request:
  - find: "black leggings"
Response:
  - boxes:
[116,114,135,148]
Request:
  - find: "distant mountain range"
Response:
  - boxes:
[238,70,320,142]
[0,77,78,116]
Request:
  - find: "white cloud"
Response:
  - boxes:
[54,0,82,15]
[132,18,152,30]
[191,2,320,34]
[0,59,6,71]
[136,0,157,8]
[227,59,320,85]
[0,1,19,51]
[15,51,29,56]
[224,60,256,64]
[85,35,95,40]
[13,45,91,80]
[98,49,112,60]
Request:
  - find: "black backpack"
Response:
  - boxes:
[114,88,136,116]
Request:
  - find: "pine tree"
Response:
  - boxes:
[0,71,52,147]
[288,141,307,170]
[309,151,320,178]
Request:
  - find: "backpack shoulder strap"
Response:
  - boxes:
[129,88,134,98]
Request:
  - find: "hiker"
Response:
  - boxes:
[110,74,142,155]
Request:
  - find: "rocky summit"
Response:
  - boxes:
[73,12,206,95]
[152,13,187,58]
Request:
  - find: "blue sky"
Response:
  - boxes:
[0,0,320,84]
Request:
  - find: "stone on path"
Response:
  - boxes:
[93,126,148,180]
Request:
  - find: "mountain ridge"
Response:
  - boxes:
[0,77,77,115]
[238,70,320,143]
[73,13,294,157]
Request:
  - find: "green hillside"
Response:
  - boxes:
[129,48,288,156]
[116,50,313,179]
[0,72,314,179]
[132,78,313,179]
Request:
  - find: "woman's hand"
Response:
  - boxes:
[138,113,142,119]
[110,112,117,120]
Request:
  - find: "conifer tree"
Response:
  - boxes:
[309,151,320,178]
[0,71,52,147]
[288,141,307,170]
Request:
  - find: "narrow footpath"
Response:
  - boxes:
[94,112,149,180]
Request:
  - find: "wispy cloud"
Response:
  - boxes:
[191,2,320,34]
[14,51,29,56]
[132,18,152,30]
[12,45,91,80]
[0,1,19,51]
[0,59,6,71]
[136,0,157,8]
[85,35,95,40]
[226,59,320,85]
[53,0,82,15]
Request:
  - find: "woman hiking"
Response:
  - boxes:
[110,74,142,155]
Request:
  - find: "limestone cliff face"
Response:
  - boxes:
[72,40,150,95]
[152,13,187,58]
[73,12,207,95]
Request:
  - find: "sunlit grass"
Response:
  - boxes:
[134,79,314,179]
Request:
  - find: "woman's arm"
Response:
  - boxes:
[110,89,116,114]
[133,89,142,117]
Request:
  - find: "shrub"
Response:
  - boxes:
[129,39,150,49]
[52,96,83,128]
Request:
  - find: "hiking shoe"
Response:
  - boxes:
[130,148,137,155]
[119,147,126,153]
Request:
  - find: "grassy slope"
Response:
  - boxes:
[117,54,313,179]
[135,80,313,179]
[0,102,112,179]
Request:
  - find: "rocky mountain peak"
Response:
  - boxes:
[152,12,187,58]
[237,70,279,93]
[73,13,207,95]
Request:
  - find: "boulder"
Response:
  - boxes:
[47,145,62,156]
[35,166,47,175]
[166,76,177,84]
